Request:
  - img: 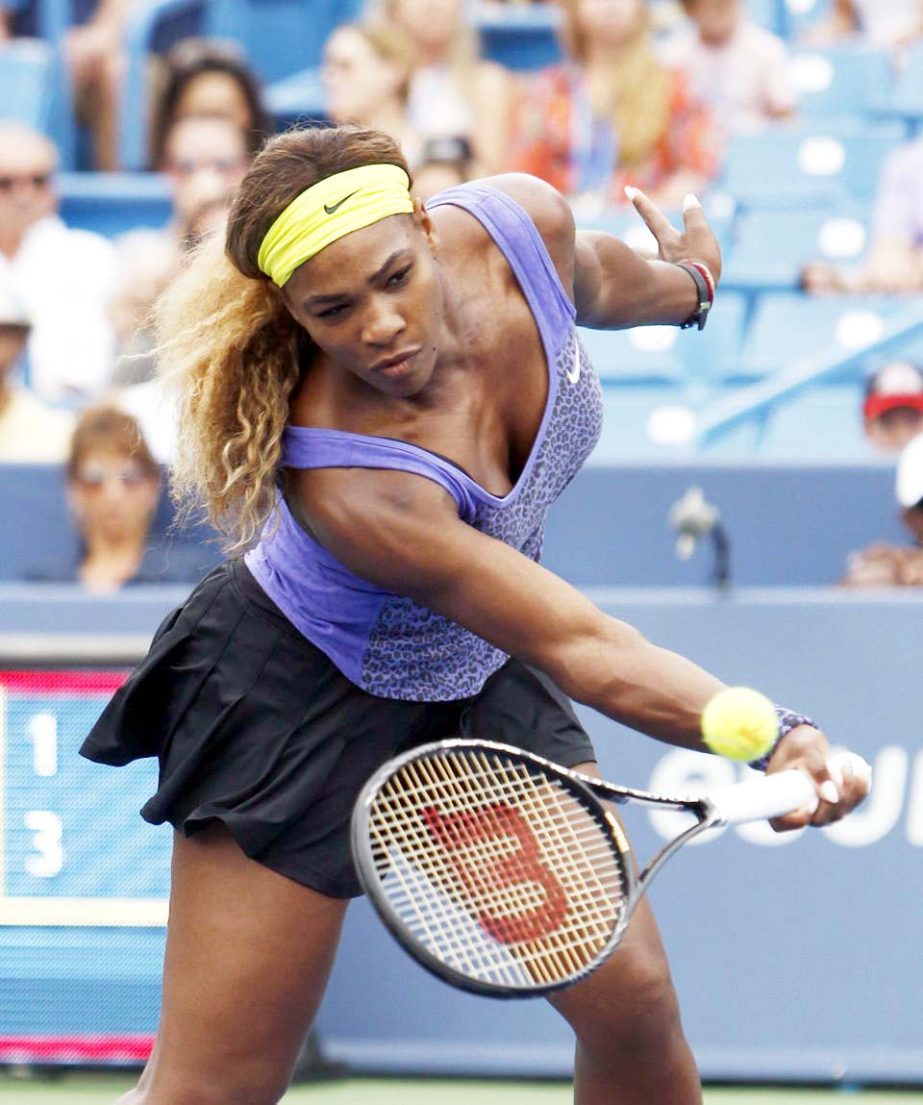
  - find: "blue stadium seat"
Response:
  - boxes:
[775,0,833,38]
[680,290,749,382]
[787,45,892,121]
[722,205,871,292]
[475,3,561,71]
[758,384,875,457]
[591,386,765,460]
[57,173,172,238]
[207,0,360,84]
[734,293,922,380]
[717,121,907,209]
[591,387,698,460]
[0,40,55,132]
[578,326,687,386]
[742,0,781,32]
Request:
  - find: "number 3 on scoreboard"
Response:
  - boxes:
[24,811,64,878]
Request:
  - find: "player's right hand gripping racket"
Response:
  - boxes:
[351,738,870,998]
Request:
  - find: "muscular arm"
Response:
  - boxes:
[298,466,725,751]
[482,172,721,331]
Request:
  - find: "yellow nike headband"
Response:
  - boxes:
[257,163,415,288]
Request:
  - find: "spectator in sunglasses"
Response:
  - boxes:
[29,405,210,589]
[0,123,117,404]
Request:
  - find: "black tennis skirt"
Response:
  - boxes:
[80,559,596,898]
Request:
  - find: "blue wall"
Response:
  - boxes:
[543,461,906,587]
[0,460,906,585]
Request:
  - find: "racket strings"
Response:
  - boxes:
[427,752,610,981]
[366,748,629,989]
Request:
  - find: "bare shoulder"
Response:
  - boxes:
[293,465,462,590]
[298,465,455,535]
[478,173,577,288]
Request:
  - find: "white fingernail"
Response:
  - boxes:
[624,185,639,201]
[683,193,701,210]
[827,760,844,789]
[820,781,840,804]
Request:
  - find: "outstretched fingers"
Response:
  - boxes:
[624,185,677,253]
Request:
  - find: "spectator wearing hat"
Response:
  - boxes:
[0,279,75,462]
[0,123,117,404]
[862,360,923,453]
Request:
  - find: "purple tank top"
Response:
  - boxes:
[245,183,603,700]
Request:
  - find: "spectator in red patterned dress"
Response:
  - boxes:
[505,0,718,211]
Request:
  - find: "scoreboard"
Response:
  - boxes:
[0,669,170,1064]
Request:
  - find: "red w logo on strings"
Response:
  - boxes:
[422,803,568,944]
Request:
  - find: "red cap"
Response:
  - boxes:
[864,392,923,421]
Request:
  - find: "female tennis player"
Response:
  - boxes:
[81,124,868,1105]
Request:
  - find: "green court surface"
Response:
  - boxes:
[1,1072,922,1104]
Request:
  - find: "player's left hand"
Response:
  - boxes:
[624,186,722,283]
[764,724,870,832]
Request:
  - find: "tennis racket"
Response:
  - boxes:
[351,738,870,998]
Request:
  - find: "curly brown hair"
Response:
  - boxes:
[155,124,411,553]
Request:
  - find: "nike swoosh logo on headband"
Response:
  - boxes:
[324,190,360,215]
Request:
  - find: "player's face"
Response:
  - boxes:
[282,214,443,398]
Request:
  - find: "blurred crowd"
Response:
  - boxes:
[1,0,922,589]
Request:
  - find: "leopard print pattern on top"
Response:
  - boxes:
[359,329,603,700]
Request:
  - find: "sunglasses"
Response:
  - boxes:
[167,156,246,177]
[75,461,152,489]
[0,173,52,192]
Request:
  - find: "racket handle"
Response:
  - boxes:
[708,752,872,826]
